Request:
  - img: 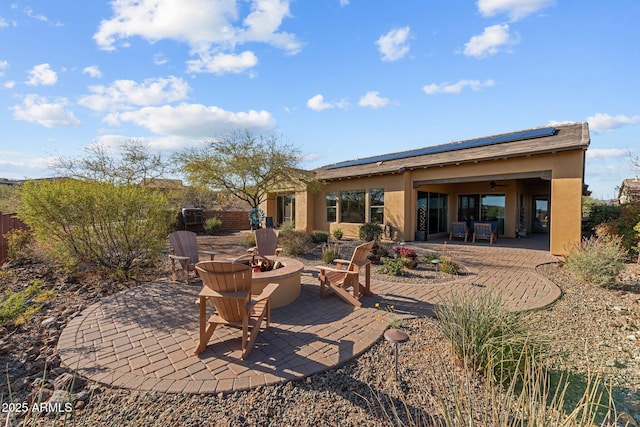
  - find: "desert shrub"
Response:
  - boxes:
[376,242,391,258]
[18,179,174,280]
[321,243,340,264]
[564,235,627,287]
[332,228,343,240]
[310,230,329,244]
[0,280,55,325]
[379,257,405,276]
[439,256,462,275]
[422,253,440,263]
[584,204,620,230]
[593,202,640,256]
[3,228,33,263]
[359,222,382,242]
[280,221,295,231]
[437,292,543,384]
[244,232,256,247]
[203,217,222,235]
[278,229,312,256]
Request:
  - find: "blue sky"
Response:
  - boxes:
[1,0,638,199]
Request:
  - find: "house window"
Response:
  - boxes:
[326,192,337,222]
[340,190,365,223]
[370,189,384,224]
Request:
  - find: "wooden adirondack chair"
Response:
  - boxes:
[248,227,282,256]
[168,230,218,285]
[316,241,374,307]
[472,223,497,244]
[194,261,279,359]
[449,222,469,242]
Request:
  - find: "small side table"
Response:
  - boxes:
[384,328,409,380]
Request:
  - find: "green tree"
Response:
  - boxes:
[18,179,173,280]
[176,130,315,209]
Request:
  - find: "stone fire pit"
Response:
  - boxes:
[241,256,303,308]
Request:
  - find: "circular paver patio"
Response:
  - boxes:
[58,240,560,395]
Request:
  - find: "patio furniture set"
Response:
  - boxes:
[449,222,498,244]
[168,228,374,360]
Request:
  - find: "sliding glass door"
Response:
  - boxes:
[458,194,505,235]
[417,191,448,240]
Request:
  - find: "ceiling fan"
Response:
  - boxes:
[489,181,509,192]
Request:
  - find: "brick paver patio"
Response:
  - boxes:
[58,236,560,395]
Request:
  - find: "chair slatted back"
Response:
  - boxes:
[343,241,374,286]
[195,261,252,323]
[255,228,279,256]
[451,222,467,235]
[474,223,493,239]
[168,230,199,265]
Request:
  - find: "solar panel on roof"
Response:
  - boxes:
[325,127,557,170]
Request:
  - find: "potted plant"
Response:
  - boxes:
[395,247,418,269]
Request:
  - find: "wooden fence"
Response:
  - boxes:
[0,212,28,264]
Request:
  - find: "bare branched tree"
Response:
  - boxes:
[53,139,174,185]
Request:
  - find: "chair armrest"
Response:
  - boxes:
[252,283,280,302]
[247,247,257,254]
[199,250,218,260]
[169,254,189,261]
[275,248,282,256]
[315,266,359,275]
[332,259,351,264]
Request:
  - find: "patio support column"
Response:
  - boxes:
[550,177,582,256]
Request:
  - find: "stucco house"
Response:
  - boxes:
[618,177,640,204]
[263,122,590,256]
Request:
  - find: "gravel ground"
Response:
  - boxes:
[2,232,639,426]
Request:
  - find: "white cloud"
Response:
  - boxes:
[238,0,302,53]
[153,53,168,65]
[104,103,275,137]
[478,0,555,21]
[93,134,196,151]
[307,94,333,111]
[93,0,302,74]
[0,16,8,28]
[586,113,640,133]
[4,81,15,89]
[302,152,320,162]
[78,76,190,112]
[26,63,57,86]
[423,79,495,94]
[306,94,348,111]
[24,7,48,22]
[586,148,629,160]
[0,60,8,78]
[358,91,390,109]
[82,65,102,78]
[339,0,350,6]
[376,26,411,62]
[464,24,519,58]
[11,94,81,127]
[186,50,258,74]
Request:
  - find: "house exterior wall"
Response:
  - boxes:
[263,124,588,256]
[297,148,585,255]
